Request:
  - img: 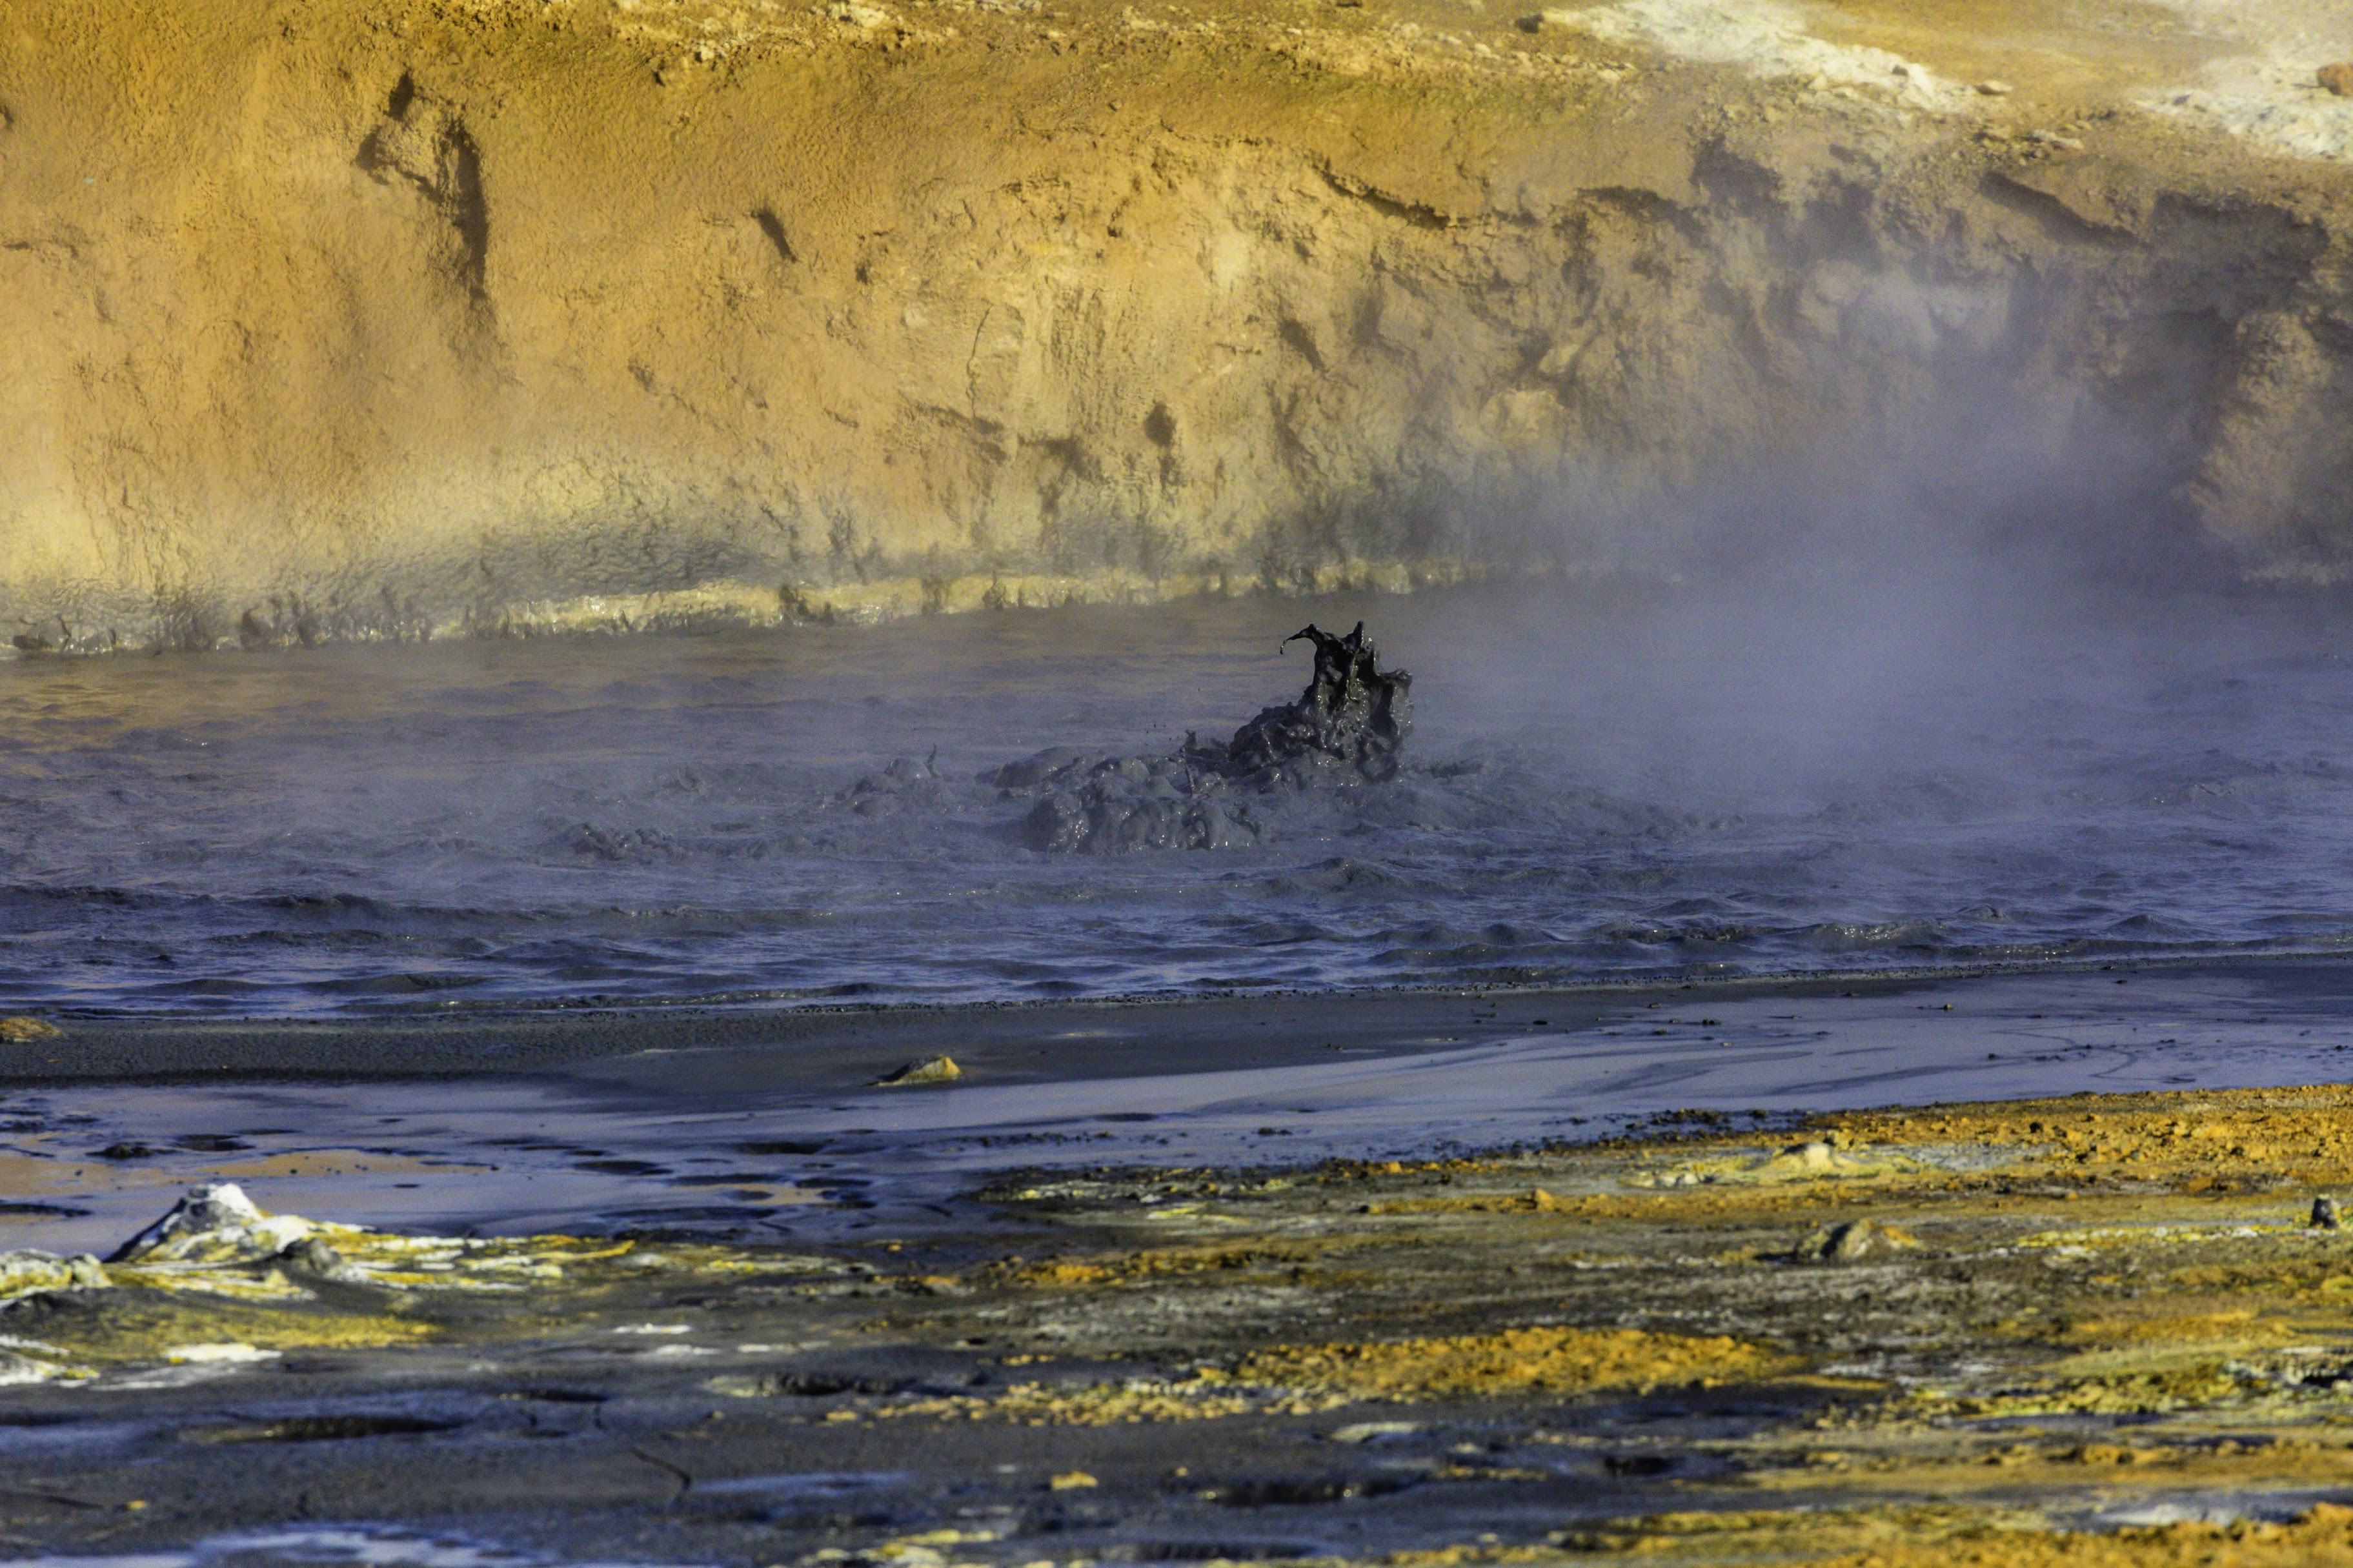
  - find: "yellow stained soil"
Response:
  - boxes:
[1539,1504,2353,1565]
[1750,1435,2353,1502]
[0,1151,105,1201]
[1815,1087,2353,1191]
[1,1190,804,1383]
[876,1380,1286,1425]
[847,1322,1792,1426]
[1226,1325,1798,1400]
[983,1240,1353,1289]
[13,1296,438,1371]
[789,1081,2353,1559]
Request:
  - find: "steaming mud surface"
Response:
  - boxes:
[6,579,2353,1016]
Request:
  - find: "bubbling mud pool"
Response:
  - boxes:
[8,579,2353,1017]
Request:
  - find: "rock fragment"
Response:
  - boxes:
[2314,1195,2341,1230]
[0,1016,61,1043]
[876,1054,964,1086]
[2321,62,2353,97]
[1794,1217,1919,1262]
[277,1235,348,1275]
[1328,1420,1421,1443]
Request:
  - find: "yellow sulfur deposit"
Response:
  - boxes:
[1226,1325,1799,1400]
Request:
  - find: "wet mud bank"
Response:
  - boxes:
[0,952,2345,1088]
[6,1,2353,651]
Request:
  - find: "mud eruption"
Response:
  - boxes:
[998,621,1411,853]
[1216,623,1415,787]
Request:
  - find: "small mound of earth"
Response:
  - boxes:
[990,623,1413,854]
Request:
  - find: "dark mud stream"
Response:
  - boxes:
[5,578,2353,1016]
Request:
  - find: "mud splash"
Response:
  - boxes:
[1209,623,1415,788]
[995,621,1414,853]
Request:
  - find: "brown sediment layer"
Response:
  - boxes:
[5,1,2353,651]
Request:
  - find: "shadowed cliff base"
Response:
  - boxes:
[2,0,2352,651]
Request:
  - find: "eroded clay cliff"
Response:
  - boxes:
[2,0,2350,651]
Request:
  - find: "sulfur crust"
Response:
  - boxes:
[1222,1325,1798,1399]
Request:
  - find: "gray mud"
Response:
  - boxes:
[15,583,2353,1015]
[996,621,1415,854]
[5,957,2353,1254]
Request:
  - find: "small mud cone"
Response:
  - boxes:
[2313,1196,2341,1231]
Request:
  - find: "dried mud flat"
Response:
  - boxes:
[18,1025,2353,1565]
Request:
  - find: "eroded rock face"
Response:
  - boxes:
[3,0,2352,650]
[996,622,1410,854]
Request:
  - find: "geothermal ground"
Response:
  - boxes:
[7,969,2353,1564]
